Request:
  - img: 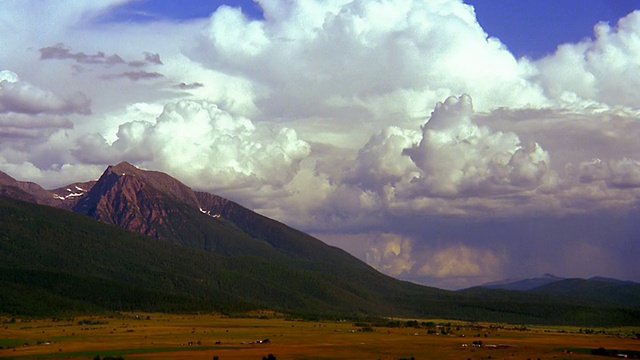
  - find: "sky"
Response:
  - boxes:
[1,0,639,289]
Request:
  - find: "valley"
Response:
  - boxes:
[2,313,639,360]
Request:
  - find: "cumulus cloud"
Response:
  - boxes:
[346,126,421,190]
[576,157,640,189]
[73,100,311,188]
[535,10,640,108]
[404,95,551,197]
[338,94,554,211]
[192,0,547,129]
[0,70,91,115]
[609,158,640,189]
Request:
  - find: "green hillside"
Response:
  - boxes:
[2,195,640,326]
[457,286,640,326]
[531,278,640,308]
[0,194,443,317]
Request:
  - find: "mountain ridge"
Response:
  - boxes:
[478,273,564,291]
[2,163,637,291]
[469,275,640,310]
[476,274,638,291]
[2,162,640,324]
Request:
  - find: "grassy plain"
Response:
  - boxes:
[1,313,639,360]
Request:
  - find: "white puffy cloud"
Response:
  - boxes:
[346,126,421,190]
[404,95,551,197]
[73,100,311,188]
[341,94,553,206]
[535,11,640,108]
[192,0,547,138]
[272,91,639,231]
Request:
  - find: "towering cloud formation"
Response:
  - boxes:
[193,0,547,127]
[343,94,552,212]
[404,95,550,197]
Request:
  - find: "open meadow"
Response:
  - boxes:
[1,314,639,360]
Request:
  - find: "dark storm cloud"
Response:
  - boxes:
[102,71,165,81]
[40,43,126,65]
[40,44,162,68]
[176,82,204,90]
[143,52,163,65]
[402,210,639,289]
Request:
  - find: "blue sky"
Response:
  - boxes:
[466,0,640,58]
[102,0,262,22]
[106,0,640,59]
[1,0,640,289]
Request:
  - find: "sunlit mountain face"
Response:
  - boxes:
[1,1,639,289]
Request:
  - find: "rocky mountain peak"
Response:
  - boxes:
[70,162,208,241]
[108,161,140,174]
[99,162,199,207]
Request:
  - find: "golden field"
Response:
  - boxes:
[1,313,639,359]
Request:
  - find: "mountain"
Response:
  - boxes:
[1,162,640,325]
[1,163,454,317]
[49,181,97,210]
[0,169,93,209]
[72,161,201,241]
[0,170,59,206]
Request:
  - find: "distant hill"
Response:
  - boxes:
[2,162,640,325]
[531,278,640,309]
[0,169,94,209]
[472,275,640,309]
[589,276,638,285]
[480,274,564,291]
